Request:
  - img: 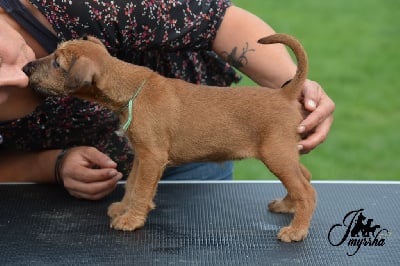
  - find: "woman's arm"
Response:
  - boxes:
[213,6,296,88]
[212,6,335,153]
[0,147,123,200]
[0,150,59,183]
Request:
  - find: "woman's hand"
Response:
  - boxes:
[57,146,123,200]
[297,79,335,154]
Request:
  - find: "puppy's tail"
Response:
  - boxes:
[257,33,308,100]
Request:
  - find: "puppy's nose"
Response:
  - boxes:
[22,62,34,76]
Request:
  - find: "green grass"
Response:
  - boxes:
[232,0,400,181]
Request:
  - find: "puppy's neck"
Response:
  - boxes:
[91,58,152,111]
[118,80,146,113]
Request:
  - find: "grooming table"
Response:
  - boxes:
[1,181,399,265]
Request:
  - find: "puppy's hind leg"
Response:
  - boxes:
[260,145,316,242]
[268,163,312,214]
[110,151,168,231]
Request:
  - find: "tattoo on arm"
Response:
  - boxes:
[221,42,255,69]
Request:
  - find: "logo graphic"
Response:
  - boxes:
[328,209,390,256]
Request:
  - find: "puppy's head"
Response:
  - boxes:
[23,36,109,97]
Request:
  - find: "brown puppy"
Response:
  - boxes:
[24,33,316,242]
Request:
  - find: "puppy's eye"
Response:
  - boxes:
[52,58,60,69]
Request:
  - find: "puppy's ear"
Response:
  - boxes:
[65,56,99,92]
[81,34,89,40]
[84,36,108,50]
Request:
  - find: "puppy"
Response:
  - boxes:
[24,33,316,242]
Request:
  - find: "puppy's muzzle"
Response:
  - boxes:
[22,62,36,77]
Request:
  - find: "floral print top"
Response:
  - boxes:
[0,0,240,177]
[0,97,133,175]
[31,0,240,86]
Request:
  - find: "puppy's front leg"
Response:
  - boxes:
[107,159,139,219]
[109,153,167,231]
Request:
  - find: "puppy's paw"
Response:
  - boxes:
[108,202,127,219]
[149,201,156,210]
[277,226,308,242]
[268,198,295,214]
[110,212,146,231]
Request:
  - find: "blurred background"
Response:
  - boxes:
[232,0,400,181]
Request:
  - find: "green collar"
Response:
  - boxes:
[119,80,146,131]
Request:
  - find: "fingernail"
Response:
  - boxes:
[308,100,317,109]
[107,160,117,167]
[108,169,118,177]
[298,144,303,151]
[298,125,306,133]
[112,171,123,180]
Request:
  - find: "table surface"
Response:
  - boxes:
[0,181,399,265]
